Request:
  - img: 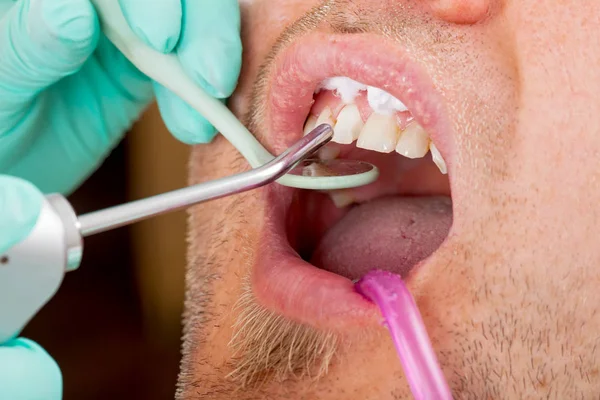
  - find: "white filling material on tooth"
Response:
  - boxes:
[303,114,318,136]
[367,86,408,115]
[316,77,367,104]
[316,76,409,114]
[333,104,364,144]
[429,142,448,174]
[357,113,399,153]
[395,122,430,158]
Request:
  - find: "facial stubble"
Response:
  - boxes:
[179,1,600,398]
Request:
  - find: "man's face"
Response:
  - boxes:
[177,1,600,398]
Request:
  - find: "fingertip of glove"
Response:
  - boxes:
[164,108,217,145]
[40,0,99,53]
[182,37,242,99]
[0,338,62,399]
[118,0,182,53]
[176,0,242,99]
[131,25,179,54]
[175,120,217,145]
[6,338,60,376]
[154,84,217,144]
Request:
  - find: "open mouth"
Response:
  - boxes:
[252,33,454,331]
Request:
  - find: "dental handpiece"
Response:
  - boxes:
[0,125,335,344]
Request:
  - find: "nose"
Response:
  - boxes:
[427,0,492,24]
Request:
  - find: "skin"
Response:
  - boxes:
[176,0,600,398]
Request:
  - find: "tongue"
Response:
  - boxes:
[310,196,452,280]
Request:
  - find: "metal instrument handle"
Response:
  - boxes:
[78,124,332,236]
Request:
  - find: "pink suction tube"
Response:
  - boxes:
[355,270,452,400]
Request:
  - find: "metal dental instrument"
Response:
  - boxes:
[0,124,354,343]
[90,0,379,191]
[79,124,335,236]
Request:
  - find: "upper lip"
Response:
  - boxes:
[251,32,454,331]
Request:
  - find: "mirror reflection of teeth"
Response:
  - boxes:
[303,76,448,175]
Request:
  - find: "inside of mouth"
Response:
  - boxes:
[286,77,453,280]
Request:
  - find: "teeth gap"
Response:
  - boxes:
[304,77,448,177]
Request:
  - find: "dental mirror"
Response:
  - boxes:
[282,159,379,190]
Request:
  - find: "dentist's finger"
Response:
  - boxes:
[155,0,242,143]
[176,0,242,98]
[0,0,99,125]
[117,0,181,53]
[0,176,43,253]
[0,338,62,400]
[153,83,218,144]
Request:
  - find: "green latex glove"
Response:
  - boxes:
[0,0,242,398]
[0,0,242,194]
[0,338,62,400]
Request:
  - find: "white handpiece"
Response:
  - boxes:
[0,195,81,343]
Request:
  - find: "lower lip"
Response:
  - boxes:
[251,184,379,330]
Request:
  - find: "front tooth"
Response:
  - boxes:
[333,104,364,144]
[315,107,336,131]
[429,142,447,174]
[395,122,430,158]
[303,114,318,136]
[356,113,399,153]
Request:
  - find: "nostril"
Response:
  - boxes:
[428,0,492,25]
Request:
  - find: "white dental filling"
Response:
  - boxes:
[316,76,409,115]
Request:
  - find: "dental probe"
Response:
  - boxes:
[89,0,379,191]
[0,125,337,344]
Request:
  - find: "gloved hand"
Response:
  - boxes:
[0,0,242,398]
[1,0,241,194]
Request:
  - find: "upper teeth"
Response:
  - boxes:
[333,104,364,144]
[356,113,399,153]
[395,121,430,159]
[306,77,448,175]
[429,142,447,174]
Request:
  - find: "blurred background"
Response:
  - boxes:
[22,104,187,399]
